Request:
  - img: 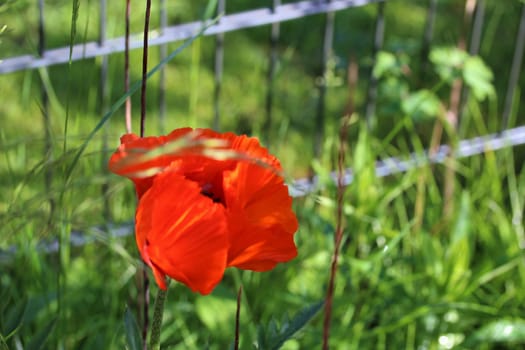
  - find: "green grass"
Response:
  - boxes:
[1,0,525,349]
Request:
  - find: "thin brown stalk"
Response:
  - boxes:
[139,2,153,348]
[443,78,463,220]
[234,285,242,350]
[140,0,152,137]
[442,0,475,219]
[124,0,132,134]
[322,56,357,349]
[322,115,351,350]
[344,55,358,117]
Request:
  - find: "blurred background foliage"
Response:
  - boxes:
[1,0,525,348]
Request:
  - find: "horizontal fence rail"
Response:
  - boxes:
[291,125,525,196]
[1,124,524,260]
[0,0,382,74]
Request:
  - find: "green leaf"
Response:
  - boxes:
[430,47,468,83]
[288,251,331,295]
[124,307,142,350]
[266,301,324,350]
[268,318,279,339]
[0,289,11,322]
[373,51,397,79]
[352,123,380,208]
[256,323,268,349]
[463,55,495,101]
[25,318,56,350]
[419,232,445,285]
[2,298,26,340]
[401,89,442,121]
[195,288,238,333]
[373,51,409,79]
[0,333,9,350]
[463,319,525,346]
[445,192,472,294]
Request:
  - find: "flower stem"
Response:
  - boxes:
[142,269,150,350]
[149,286,168,350]
[234,285,242,350]
[140,2,152,345]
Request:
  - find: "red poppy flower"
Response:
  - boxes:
[109,128,298,294]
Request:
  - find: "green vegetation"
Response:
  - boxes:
[1,0,525,349]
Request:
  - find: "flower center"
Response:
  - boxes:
[200,183,224,204]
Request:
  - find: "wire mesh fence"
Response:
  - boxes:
[1,0,525,249]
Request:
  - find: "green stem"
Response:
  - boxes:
[149,286,168,350]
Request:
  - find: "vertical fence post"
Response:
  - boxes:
[99,0,108,107]
[38,0,46,58]
[100,0,111,224]
[314,0,335,160]
[263,0,281,146]
[468,0,485,56]
[124,0,132,133]
[213,0,225,131]
[159,0,167,134]
[38,0,54,225]
[364,1,385,131]
[420,0,438,85]
[458,0,485,134]
[502,3,525,131]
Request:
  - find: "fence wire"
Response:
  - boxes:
[0,0,383,74]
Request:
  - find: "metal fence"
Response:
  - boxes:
[1,0,525,248]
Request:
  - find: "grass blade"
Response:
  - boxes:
[0,334,8,350]
[269,301,324,350]
[124,307,141,350]
[25,318,56,350]
[463,319,525,346]
[2,298,27,340]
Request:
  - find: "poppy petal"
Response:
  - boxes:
[223,161,298,270]
[228,134,282,171]
[108,129,192,177]
[109,129,234,198]
[135,170,228,294]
